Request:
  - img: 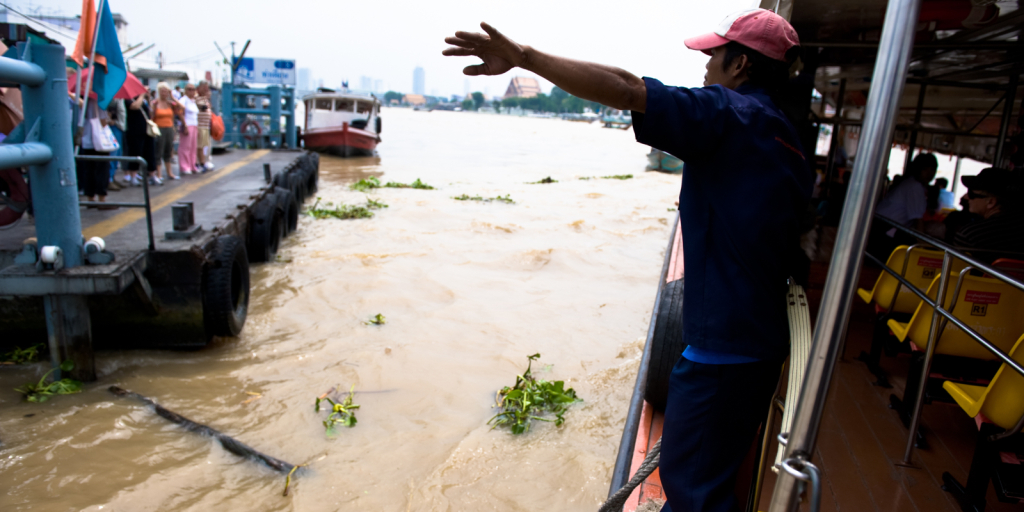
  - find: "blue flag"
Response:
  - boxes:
[91,0,125,109]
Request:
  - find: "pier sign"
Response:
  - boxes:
[234,57,297,86]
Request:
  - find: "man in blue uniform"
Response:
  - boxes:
[444,9,812,512]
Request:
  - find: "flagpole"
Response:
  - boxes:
[75,0,107,154]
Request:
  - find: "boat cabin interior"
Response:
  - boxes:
[613,1,1024,511]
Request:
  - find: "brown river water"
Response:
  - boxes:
[0,108,682,511]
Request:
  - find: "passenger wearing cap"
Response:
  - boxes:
[444,9,811,512]
[953,167,1024,262]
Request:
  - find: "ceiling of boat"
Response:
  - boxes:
[785,0,1022,162]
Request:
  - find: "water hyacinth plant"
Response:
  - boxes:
[350,177,435,191]
[2,343,44,365]
[452,194,515,204]
[15,360,83,402]
[315,385,360,437]
[304,198,383,220]
[488,353,581,434]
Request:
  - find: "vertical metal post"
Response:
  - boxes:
[951,155,963,197]
[263,163,272,183]
[767,0,923,508]
[141,160,154,251]
[823,78,846,199]
[993,72,1018,167]
[222,82,235,146]
[903,82,928,173]
[19,42,96,381]
[899,252,953,465]
[269,85,282,147]
[284,88,297,149]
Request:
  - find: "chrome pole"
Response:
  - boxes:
[767,0,923,508]
[898,252,952,465]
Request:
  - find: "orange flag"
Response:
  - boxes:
[71,0,104,68]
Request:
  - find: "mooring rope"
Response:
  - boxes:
[598,436,662,512]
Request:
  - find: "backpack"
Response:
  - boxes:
[211,114,225,141]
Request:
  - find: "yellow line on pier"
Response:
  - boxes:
[84,150,271,240]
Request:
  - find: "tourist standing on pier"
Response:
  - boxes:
[444,9,810,512]
[178,83,200,175]
[79,98,116,209]
[123,93,157,187]
[153,82,179,183]
[195,81,214,172]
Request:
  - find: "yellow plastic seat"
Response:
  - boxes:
[943,334,1024,429]
[887,274,1024,360]
[857,245,966,314]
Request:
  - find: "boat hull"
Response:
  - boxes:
[304,123,379,157]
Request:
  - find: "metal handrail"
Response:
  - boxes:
[767,0,923,508]
[74,155,155,251]
[863,252,1024,378]
[607,212,679,496]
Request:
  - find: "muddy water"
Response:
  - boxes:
[0,108,681,511]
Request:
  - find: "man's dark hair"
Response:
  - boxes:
[721,41,797,96]
[935,177,948,189]
[907,153,939,178]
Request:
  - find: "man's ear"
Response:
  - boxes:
[729,54,749,78]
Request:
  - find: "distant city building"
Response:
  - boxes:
[413,67,425,95]
[298,68,311,92]
[463,78,470,96]
[360,76,372,91]
[373,79,383,93]
[403,94,426,106]
[504,77,541,99]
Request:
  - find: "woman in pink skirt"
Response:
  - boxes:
[177,83,200,175]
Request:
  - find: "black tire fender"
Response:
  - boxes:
[375,116,382,134]
[644,278,687,411]
[304,162,318,195]
[288,172,308,204]
[202,235,250,338]
[247,196,284,263]
[273,186,299,236]
[272,171,289,190]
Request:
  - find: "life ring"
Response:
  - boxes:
[240,119,262,143]
[202,235,250,338]
[644,278,687,411]
[247,196,283,263]
[273,186,299,236]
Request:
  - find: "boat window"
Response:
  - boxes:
[314,98,332,111]
[356,101,373,114]
[335,100,353,112]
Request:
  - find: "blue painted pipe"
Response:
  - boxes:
[0,142,52,168]
[0,55,45,86]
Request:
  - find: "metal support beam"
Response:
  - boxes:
[767,0,923,508]
[222,82,235,146]
[0,54,45,86]
[952,155,963,196]
[903,82,928,173]
[993,71,1018,167]
[44,295,95,381]
[285,88,297,149]
[824,79,846,199]
[0,142,53,168]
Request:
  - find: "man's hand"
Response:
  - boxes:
[442,22,526,76]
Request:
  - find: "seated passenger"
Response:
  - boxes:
[953,167,1024,263]
[868,153,938,259]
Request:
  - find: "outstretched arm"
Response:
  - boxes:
[443,22,646,113]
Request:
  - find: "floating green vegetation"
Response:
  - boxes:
[384,178,435,190]
[2,343,43,365]
[366,198,389,210]
[350,177,436,191]
[350,177,382,191]
[304,198,375,220]
[526,177,557,184]
[365,313,386,325]
[315,385,359,437]
[488,353,581,434]
[15,360,83,402]
[579,174,634,181]
[452,194,515,204]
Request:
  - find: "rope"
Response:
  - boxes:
[598,437,662,512]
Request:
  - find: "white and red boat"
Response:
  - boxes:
[302,89,381,157]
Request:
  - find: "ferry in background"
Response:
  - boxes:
[302,88,382,157]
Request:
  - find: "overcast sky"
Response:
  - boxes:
[25,0,757,97]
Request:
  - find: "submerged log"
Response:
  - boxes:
[109,386,299,473]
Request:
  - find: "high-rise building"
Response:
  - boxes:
[360,76,372,91]
[298,68,311,92]
[413,67,425,95]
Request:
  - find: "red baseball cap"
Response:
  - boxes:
[684,8,800,62]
